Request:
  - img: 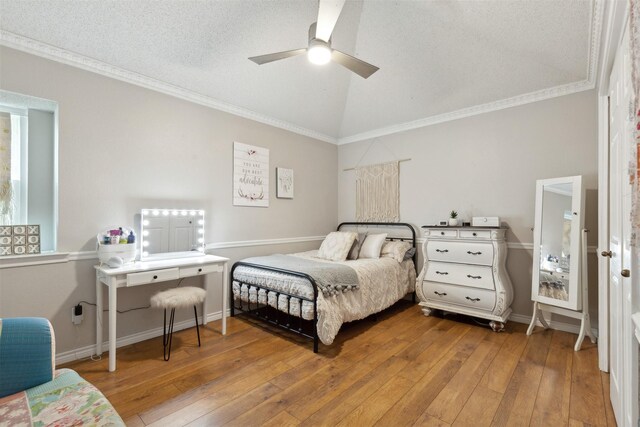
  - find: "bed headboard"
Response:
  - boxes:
[336,222,418,271]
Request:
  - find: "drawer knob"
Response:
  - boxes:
[435,249,449,253]
[467,275,482,279]
[153,275,158,280]
[465,296,481,302]
[467,251,482,255]
[198,268,203,273]
[435,271,449,275]
[434,291,447,296]
[472,232,477,236]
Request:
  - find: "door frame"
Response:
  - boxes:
[597,0,628,372]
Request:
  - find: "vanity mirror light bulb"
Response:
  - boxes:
[198,237,204,243]
[162,210,169,216]
[198,229,204,234]
[142,210,149,215]
[189,210,196,216]
[172,210,179,216]
[198,219,204,225]
[199,210,204,215]
[142,220,149,226]
[181,210,187,216]
[142,251,149,257]
[152,210,159,216]
[143,241,150,247]
[143,230,149,236]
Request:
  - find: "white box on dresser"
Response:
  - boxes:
[416,227,514,331]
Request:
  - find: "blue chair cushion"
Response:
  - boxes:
[0,317,54,398]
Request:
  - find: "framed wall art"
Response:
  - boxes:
[233,142,269,207]
[276,167,294,199]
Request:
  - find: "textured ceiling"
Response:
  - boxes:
[0,0,598,143]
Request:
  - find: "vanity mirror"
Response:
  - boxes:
[527,175,595,350]
[140,209,205,259]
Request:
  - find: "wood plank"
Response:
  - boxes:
[336,376,416,426]
[411,413,451,427]
[233,337,412,425]
[122,414,145,427]
[300,356,409,426]
[426,333,505,423]
[479,325,529,393]
[529,330,574,427]
[569,345,607,426]
[453,386,503,427]
[261,411,301,427]
[373,327,488,426]
[185,381,283,426]
[490,329,552,427]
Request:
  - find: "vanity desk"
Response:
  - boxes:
[95,254,229,372]
[416,226,514,331]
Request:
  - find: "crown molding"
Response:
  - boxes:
[337,79,595,145]
[0,31,338,145]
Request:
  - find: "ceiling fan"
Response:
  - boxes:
[248,0,379,79]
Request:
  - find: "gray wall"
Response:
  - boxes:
[0,47,337,354]
[337,89,599,324]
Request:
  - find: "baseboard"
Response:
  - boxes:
[56,309,229,365]
[509,312,599,337]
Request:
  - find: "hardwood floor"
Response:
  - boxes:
[63,301,615,426]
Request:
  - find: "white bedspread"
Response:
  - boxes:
[233,250,416,345]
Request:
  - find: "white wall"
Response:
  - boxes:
[0,47,337,355]
[338,89,599,323]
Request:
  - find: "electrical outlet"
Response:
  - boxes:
[71,304,83,325]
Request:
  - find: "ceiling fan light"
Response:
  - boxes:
[307,44,331,65]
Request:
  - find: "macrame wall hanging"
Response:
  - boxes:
[344,140,410,222]
[355,161,400,222]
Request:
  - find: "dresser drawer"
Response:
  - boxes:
[179,264,223,278]
[423,282,496,311]
[426,241,493,266]
[426,262,495,290]
[126,268,179,287]
[458,230,492,239]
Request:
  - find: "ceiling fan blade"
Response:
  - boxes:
[315,0,346,41]
[249,48,307,65]
[331,50,379,79]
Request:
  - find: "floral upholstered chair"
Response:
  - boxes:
[0,317,124,426]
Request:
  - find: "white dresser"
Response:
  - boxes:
[416,227,514,331]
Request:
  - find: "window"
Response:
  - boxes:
[0,90,57,253]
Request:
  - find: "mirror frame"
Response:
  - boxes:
[140,208,205,260]
[531,175,584,310]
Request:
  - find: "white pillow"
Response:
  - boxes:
[358,233,388,259]
[317,231,358,261]
[381,240,412,262]
[347,232,367,260]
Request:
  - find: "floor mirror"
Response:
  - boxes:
[527,175,596,350]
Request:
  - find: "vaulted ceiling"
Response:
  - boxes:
[0,0,601,144]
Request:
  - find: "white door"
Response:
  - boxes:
[607,24,636,426]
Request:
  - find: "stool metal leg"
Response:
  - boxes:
[193,305,201,347]
[163,308,176,361]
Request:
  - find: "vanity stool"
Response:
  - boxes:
[150,286,206,361]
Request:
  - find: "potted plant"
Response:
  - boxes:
[449,210,459,226]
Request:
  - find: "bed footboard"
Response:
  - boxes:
[230,261,320,353]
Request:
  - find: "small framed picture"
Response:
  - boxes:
[276,167,294,199]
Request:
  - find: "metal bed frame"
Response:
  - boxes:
[229,222,417,353]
